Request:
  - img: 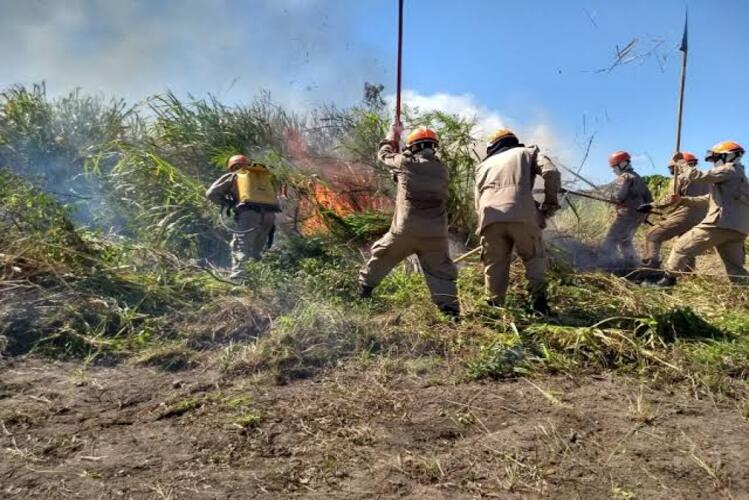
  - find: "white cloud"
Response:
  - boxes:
[398,90,506,139]
[388,90,567,161]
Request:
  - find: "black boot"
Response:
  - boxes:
[486,298,503,308]
[359,284,374,299]
[530,292,551,315]
[440,306,461,322]
[653,273,677,288]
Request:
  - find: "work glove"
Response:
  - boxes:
[670,153,690,174]
[221,194,236,215]
[636,203,653,214]
[536,204,552,229]
[541,201,559,216]
[385,121,403,143]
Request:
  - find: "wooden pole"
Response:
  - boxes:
[675,50,687,153]
[395,0,404,127]
[673,11,688,194]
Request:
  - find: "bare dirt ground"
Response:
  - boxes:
[1,357,747,499]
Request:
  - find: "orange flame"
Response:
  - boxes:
[284,127,391,235]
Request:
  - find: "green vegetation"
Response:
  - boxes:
[1,83,747,409]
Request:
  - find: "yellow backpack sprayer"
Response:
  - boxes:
[234,163,279,210]
[220,155,281,237]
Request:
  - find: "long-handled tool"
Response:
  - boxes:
[673,10,689,194]
[556,163,601,191]
[394,0,404,130]
[561,188,662,218]
[454,246,481,263]
[560,188,619,207]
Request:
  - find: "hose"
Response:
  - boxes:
[218,209,258,235]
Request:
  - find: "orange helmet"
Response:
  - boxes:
[405,127,439,148]
[608,151,631,167]
[706,141,744,161]
[227,154,250,170]
[681,151,698,164]
[487,128,518,148]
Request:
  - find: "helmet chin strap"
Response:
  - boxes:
[725,152,742,163]
[409,142,436,154]
[710,151,743,165]
[613,161,630,175]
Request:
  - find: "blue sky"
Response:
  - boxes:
[355,0,749,183]
[1,0,747,184]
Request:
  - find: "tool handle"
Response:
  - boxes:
[395,0,403,126]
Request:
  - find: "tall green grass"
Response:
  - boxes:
[1,82,747,405]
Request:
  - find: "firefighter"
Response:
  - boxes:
[600,151,653,268]
[657,142,749,286]
[359,124,460,318]
[206,154,278,280]
[638,152,709,270]
[474,129,561,313]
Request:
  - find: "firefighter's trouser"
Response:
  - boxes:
[230,208,275,279]
[666,227,748,284]
[643,209,704,269]
[601,213,646,267]
[359,231,459,313]
[480,222,546,305]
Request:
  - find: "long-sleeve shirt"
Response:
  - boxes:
[611,169,653,215]
[654,175,709,224]
[678,161,749,235]
[378,143,449,238]
[205,173,238,206]
[474,145,561,234]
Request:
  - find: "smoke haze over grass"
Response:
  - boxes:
[0,0,388,108]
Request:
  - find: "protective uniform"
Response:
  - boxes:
[359,129,459,316]
[665,150,749,283]
[474,130,560,310]
[206,158,276,280]
[643,174,709,269]
[601,159,653,267]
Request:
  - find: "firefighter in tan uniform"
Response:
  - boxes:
[474,129,561,313]
[657,141,749,286]
[359,125,460,318]
[600,151,653,268]
[206,154,278,280]
[638,152,709,270]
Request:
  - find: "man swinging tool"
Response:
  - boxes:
[654,143,749,287]
[357,0,458,319]
[206,154,280,281]
[475,129,561,314]
[600,151,653,269]
[637,11,708,277]
[638,152,708,272]
[358,126,461,319]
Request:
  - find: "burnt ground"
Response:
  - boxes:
[0,357,747,499]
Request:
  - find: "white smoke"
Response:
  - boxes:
[0,0,387,108]
[388,90,569,162]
